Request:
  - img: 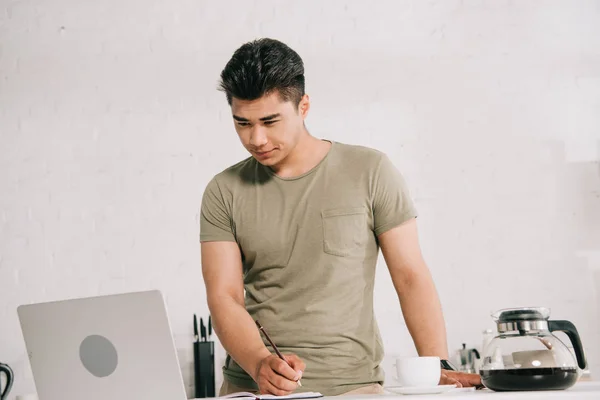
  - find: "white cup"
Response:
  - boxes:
[394,356,441,387]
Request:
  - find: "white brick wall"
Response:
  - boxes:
[1,1,599,399]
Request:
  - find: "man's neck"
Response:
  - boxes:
[271,134,331,179]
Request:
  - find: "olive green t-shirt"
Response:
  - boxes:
[199,140,417,395]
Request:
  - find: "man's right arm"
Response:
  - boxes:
[201,241,304,395]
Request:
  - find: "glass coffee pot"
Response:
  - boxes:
[479,307,587,392]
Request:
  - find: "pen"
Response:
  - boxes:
[255,320,302,387]
[194,314,199,342]
[208,315,212,340]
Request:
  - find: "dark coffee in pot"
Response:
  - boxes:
[481,367,578,391]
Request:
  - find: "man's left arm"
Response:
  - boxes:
[378,218,481,388]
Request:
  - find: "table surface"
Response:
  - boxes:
[322,381,600,399]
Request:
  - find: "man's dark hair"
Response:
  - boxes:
[218,38,305,108]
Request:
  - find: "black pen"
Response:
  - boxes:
[208,315,212,340]
[194,314,199,342]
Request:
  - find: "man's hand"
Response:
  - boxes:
[255,354,305,395]
[440,370,482,388]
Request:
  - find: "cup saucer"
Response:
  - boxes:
[385,384,456,395]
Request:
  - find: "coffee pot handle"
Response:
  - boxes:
[548,320,587,369]
[0,363,14,400]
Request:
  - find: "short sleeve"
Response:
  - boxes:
[372,153,418,236]
[199,177,236,242]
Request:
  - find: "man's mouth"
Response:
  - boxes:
[255,149,275,157]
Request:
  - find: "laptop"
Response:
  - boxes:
[17,290,192,400]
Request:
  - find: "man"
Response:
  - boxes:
[200,38,481,396]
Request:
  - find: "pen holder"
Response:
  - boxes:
[194,341,215,398]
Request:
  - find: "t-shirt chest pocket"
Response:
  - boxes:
[321,207,369,257]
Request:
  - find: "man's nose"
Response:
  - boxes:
[249,126,268,147]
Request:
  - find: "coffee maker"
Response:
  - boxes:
[456,343,481,373]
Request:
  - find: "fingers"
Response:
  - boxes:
[270,370,300,392]
[258,371,297,396]
[451,379,463,388]
[270,357,298,381]
[257,354,304,395]
[284,354,306,380]
[441,371,482,388]
[464,373,482,387]
[261,379,294,396]
[440,372,462,388]
[455,372,480,387]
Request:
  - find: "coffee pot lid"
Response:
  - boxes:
[492,307,550,323]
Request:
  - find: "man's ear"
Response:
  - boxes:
[298,94,310,118]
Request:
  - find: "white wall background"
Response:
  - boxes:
[1,0,600,399]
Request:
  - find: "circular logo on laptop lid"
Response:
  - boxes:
[79,335,118,377]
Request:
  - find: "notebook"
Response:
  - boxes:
[218,391,323,400]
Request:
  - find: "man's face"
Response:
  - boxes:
[230,91,309,167]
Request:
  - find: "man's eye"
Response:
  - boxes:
[264,120,278,126]
[237,122,250,127]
